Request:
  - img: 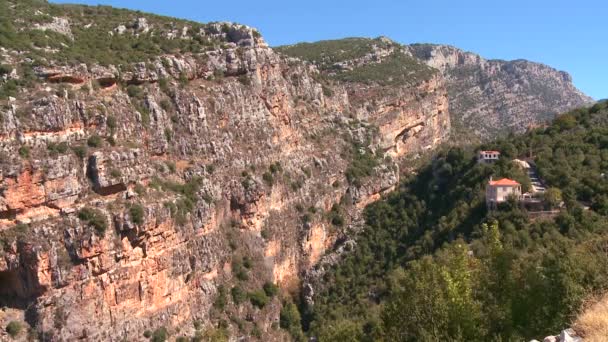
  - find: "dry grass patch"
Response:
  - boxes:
[574,294,608,342]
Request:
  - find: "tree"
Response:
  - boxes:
[316,319,362,342]
[544,188,563,209]
[382,261,450,341]
[280,302,305,341]
[554,114,577,131]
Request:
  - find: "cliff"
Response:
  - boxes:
[407,44,594,139]
[0,1,449,340]
[278,38,593,141]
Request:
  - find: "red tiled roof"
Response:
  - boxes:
[489,178,520,186]
[480,150,501,154]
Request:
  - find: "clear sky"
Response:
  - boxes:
[51,0,606,100]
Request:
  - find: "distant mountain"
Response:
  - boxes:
[407,44,594,139]
[278,38,594,141]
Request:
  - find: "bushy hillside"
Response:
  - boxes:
[0,0,245,66]
[303,101,608,341]
[0,0,264,99]
[276,37,437,87]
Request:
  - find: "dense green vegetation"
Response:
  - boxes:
[0,0,234,98]
[304,101,608,341]
[335,52,437,86]
[0,0,218,66]
[276,37,436,86]
[276,38,383,69]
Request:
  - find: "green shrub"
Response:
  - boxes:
[280,302,304,340]
[134,183,146,196]
[248,290,270,309]
[72,145,88,159]
[143,330,152,338]
[214,285,227,309]
[263,282,279,297]
[251,324,262,338]
[261,228,270,240]
[242,256,252,269]
[160,99,172,111]
[126,85,143,98]
[237,74,251,86]
[328,204,345,226]
[345,148,378,186]
[231,286,246,304]
[165,161,176,173]
[129,204,145,225]
[78,207,108,235]
[0,64,12,76]
[137,104,151,126]
[110,169,121,178]
[18,145,30,158]
[47,141,69,154]
[301,213,312,224]
[179,72,189,86]
[151,327,168,342]
[5,321,22,338]
[269,161,282,174]
[236,268,249,281]
[87,135,103,148]
[158,78,171,95]
[106,115,117,131]
[262,171,273,185]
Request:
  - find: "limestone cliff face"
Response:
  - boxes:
[0,14,449,341]
[407,44,594,139]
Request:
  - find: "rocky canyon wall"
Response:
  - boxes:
[0,20,449,341]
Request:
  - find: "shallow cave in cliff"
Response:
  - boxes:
[0,269,36,309]
[97,77,117,88]
[0,209,17,220]
[48,75,85,84]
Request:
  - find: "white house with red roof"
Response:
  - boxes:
[486,177,522,208]
[478,150,501,164]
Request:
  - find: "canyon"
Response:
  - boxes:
[0,1,591,340]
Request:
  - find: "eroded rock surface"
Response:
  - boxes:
[408,44,594,139]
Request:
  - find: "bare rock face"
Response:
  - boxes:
[88,149,149,195]
[408,44,594,139]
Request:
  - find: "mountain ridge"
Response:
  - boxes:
[277,37,594,140]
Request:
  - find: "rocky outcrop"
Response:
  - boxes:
[532,328,582,342]
[34,16,73,39]
[408,44,594,139]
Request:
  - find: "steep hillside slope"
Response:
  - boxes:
[278,38,593,141]
[304,101,608,341]
[0,1,449,340]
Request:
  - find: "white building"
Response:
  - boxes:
[478,150,501,164]
[486,178,521,208]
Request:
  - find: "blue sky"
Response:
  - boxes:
[51,0,606,99]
